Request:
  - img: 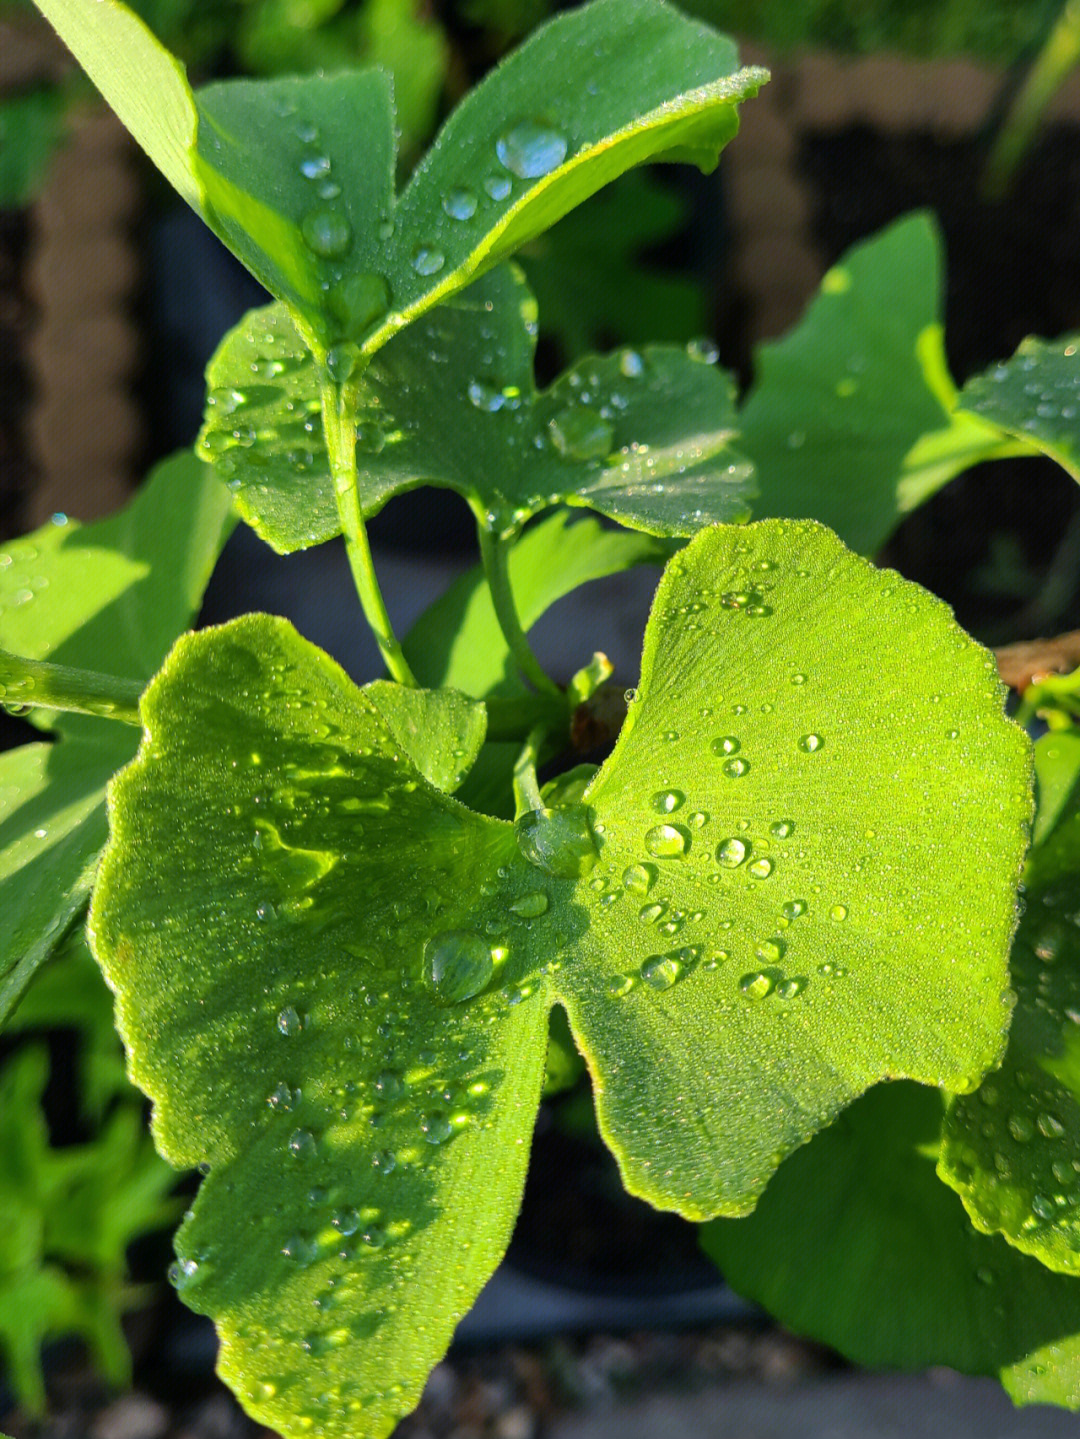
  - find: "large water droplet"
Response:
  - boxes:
[740,972,774,1000]
[277,1006,302,1036]
[421,1113,453,1144]
[515,806,599,878]
[645,824,689,859]
[442,186,478,220]
[749,857,774,879]
[717,838,748,868]
[496,121,568,178]
[723,757,750,779]
[651,790,685,814]
[288,1128,317,1160]
[798,733,824,753]
[301,208,353,258]
[640,953,682,990]
[622,862,657,894]
[711,736,740,756]
[422,930,494,1004]
[548,406,614,461]
[510,890,549,917]
[412,245,445,276]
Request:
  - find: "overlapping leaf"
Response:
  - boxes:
[940,731,1080,1273]
[199,265,753,550]
[34,0,765,353]
[958,334,1080,482]
[0,453,234,1023]
[739,212,1026,555]
[92,520,1029,1437]
[702,1082,1080,1409]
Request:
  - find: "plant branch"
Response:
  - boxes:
[474,515,562,698]
[0,647,142,725]
[322,383,416,687]
[513,723,547,817]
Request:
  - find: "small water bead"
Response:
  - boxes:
[639,902,665,923]
[749,857,774,879]
[790,672,806,685]
[496,121,568,178]
[717,838,748,868]
[830,905,848,922]
[421,1113,453,1144]
[645,824,689,859]
[686,336,719,364]
[651,790,685,814]
[770,820,795,839]
[640,953,682,990]
[361,1224,387,1249]
[798,733,824,753]
[723,757,750,779]
[483,173,512,201]
[442,186,478,220]
[301,208,353,258]
[755,938,785,963]
[1032,1194,1058,1220]
[688,812,707,829]
[608,973,636,997]
[548,406,614,461]
[331,1208,361,1236]
[1038,1111,1066,1139]
[282,1233,319,1265]
[782,899,807,920]
[711,736,740,756]
[776,977,803,999]
[623,863,657,894]
[268,1082,297,1112]
[422,929,494,1005]
[288,1128,317,1160]
[374,1070,404,1100]
[277,1006,302,1036]
[1008,1114,1035,1143]
[300,154,331,180]
[619,349,645,378]
[412,245,446,276]
[510,890,549,917]
[740,971,774,1000]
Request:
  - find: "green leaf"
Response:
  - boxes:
[958,334,1080,482]
[33,0,765,352]
[360,682,486,793]
[403,510,671,699]
[0,88,66,207]
[90,522,1028,1434]
[0,453,234,1020]
[0,723,136,1026]
[0,450,235,695]
[199,267,752,551]
[739,212,1022,555]
[939,731,1080,1274]
[91,614,551,1439]
[1034,728,1080,848]
[562,518,1030,1216]
[701,1081,1080,1409]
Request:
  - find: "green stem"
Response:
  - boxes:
[322,383,416,687]
[984,0,1080,198]
[475,516,562,698]
[0,647,142,725]
[513,723,547,818]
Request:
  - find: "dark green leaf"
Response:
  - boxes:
[199,267,752,550]
[958,334,1080,482]
[739,212,1023,555]
[1034,729,1080,848]
[34,0,764,352]
[360,682,486,793]
[0,88,66,207]
[940,731,1080,1274]
[702,1081,1080,1408]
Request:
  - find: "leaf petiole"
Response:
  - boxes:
[322,381,417,688]
[0,647,142,725]
[474,512,562,698]
[512,723,547,818]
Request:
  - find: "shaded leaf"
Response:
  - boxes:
[958,333,1080,482]
[940,730,1080,1274]
[34,0,764,352]
[361,682,486,793]
[739,212,1023,555]
[0,453,234,1021]
[562,518,1030,1216]
[701,1081,1080,1409]
[403,509,671,698]
[199,267,752,550]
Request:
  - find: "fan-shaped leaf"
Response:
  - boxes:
[959,334,1080,482]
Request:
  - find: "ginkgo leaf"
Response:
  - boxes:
[34,0,765,353]
[92,520,1029,1437]
[940,730,1080,1274]
[958,334,1080,482]
[701,1081,1080,1410]
[0,453,234,1023]
[198,267,753,551]
[738,212,1026,555]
